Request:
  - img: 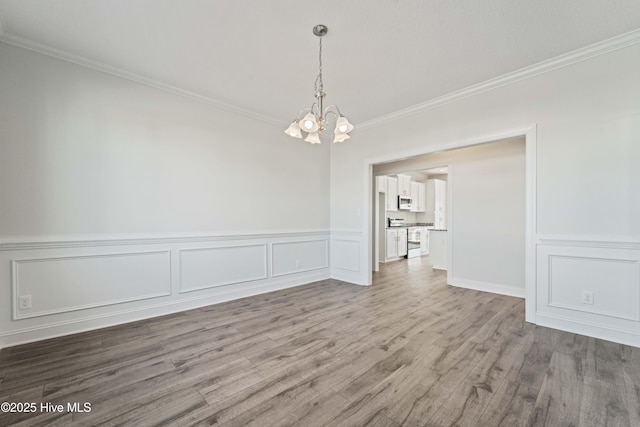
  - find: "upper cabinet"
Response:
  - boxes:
[410,181,426,212]
[378,176,398,211]
[397,174,412,197]
[427,178,447,228]
[386,176,398,211]
[426,178,446,219]
[379,174,427,212]
[376,176,387,193]
[434,179,446,213]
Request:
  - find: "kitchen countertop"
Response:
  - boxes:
[387,223,434,228]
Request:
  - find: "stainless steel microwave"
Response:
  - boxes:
[398,195,413,210]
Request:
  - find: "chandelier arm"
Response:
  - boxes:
[310,102,320,116]
[323,105,343,118]
[294,107,313,121]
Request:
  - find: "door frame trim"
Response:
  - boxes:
[363,125,537,323]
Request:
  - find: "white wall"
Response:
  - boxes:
[375,138,526,295]
[0,43,330,237]
[331,41,640,345]
[0,42,331,348]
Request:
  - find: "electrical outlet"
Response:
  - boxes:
[19,295,32,310]
[295,259,301,268]
[582,291,594,305]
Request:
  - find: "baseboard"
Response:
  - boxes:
[536,312,640,348]
[449,278,525,298]
[330,269,369,286]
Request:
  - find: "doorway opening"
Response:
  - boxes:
[373,166,449,272]
[364,126,536,322]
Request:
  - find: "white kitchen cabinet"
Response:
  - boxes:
[397,174,412,197]
[418,182,426,212]
[434,179,446,213]
[377,176,386,193]
[385,229,398,259]
[410,182,426,212]
[427,178,446,227]
[426,180,435,221]
[434,179,446,229]
[429,230,447,270]
[398,229,408,257]
[385,176,398,211]
[420,227,431,255]
[385,228,407,260]
[410,182,419,212]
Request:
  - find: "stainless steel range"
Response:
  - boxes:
[407,227,421,258]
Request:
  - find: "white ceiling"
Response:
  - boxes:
[1,1,640,126]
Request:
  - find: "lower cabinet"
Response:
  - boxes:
[420,227,430,255]
[385,228,407,261]
[429,230,448,270]
[398,229,408,257]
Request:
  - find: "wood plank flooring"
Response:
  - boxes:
[1,256,639,426]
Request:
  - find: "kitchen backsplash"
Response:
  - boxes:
[415,211,430,223]
[386,210,432,225]
[386,210,417,223]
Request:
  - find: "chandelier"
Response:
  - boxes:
[284,25,353,144]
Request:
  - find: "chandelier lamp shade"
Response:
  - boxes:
[284,25,353,144]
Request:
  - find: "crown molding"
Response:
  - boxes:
[0,33,282,126]
[357,28,640,131]
[2,28,640,131]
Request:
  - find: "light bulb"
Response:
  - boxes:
[300,113,319,133]
[334,116,353,135]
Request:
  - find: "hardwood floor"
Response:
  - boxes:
[1,256,639,426]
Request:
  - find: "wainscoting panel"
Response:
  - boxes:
[0,231,330,349]
[271,239,328,277]
[329,230,367,285]
[331,240,361,272]
[536,237,640,347]
[547,255,640,320]
[179,244,268,293]
[12,251,171,319]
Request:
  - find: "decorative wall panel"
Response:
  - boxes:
[179,244,267,293]
[13,251,171,319]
